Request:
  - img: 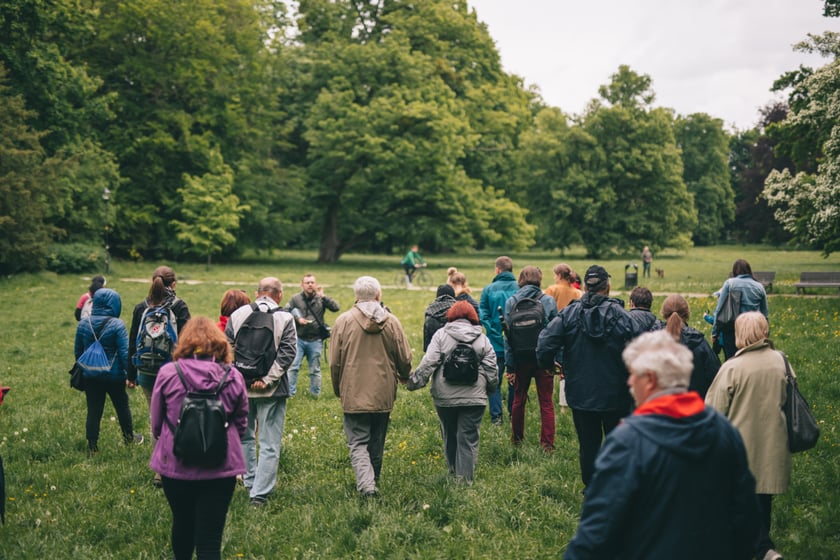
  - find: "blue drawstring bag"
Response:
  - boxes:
[78,317,115,377]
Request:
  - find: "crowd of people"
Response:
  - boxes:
[69,254,792,560]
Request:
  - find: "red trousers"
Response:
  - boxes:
[511,361,555,450]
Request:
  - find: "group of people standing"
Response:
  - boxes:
[71,255,791,559]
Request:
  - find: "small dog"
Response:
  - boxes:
[655,268,665,279]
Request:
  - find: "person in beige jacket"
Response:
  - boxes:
[705,311,790,560]
[330,276,412,497]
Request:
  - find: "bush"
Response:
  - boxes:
[45,242,103,273]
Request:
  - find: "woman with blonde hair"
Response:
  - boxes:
[447,267,479,313]
[659,294,720,398]
[150,316,248,560]
[705,312,791,560]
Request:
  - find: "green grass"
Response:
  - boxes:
[1,246,839,558]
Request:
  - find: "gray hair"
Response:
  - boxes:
[353,276,381,302]
[622,330,693,390]
[258,277,282,296]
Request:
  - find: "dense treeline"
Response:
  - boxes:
[1,0,838,273]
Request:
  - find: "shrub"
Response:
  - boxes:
[45,242,103,273]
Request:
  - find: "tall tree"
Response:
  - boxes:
[576,67,696,257]
[764,32,840,255]
[674,113,733,245]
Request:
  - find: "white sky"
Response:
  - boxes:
[470,0,840,130]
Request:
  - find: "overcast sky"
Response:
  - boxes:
[470,0,840,130]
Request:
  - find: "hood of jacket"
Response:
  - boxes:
[91,288,122,318]
[492,270,516,284]
[625,393,721,461]
[354,301,389,333]
[577,292,626,340]
[425,295,456,320]
[443,319,483,344]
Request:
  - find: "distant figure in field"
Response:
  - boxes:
[641,245,653,278]
[75,274,107,321]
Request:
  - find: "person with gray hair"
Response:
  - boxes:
[706,312,791,560]
[330,276,412,497]
[565,330,759,560]
[225,277,297,506]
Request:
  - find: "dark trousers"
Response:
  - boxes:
[721,325,738,360]
[84,378,134,446]
[571,408,625,487]
[162,476,236,560]
[755,493,775,557]
[511,362,555,450]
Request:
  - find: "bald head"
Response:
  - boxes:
[257,277,283,303]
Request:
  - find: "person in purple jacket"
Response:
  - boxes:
[150,317,249,560]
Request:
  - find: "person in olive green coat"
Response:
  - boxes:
[705,311,791,560]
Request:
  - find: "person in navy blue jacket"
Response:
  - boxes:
[74,288,143,455]
[564,330,759,560]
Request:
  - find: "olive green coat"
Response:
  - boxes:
[705,340,792,494]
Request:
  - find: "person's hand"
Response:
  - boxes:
[505,372,516,385]
[251,380,267,391]
[126,379,137,389]
[553,363,565,379]
[398,376,408,386]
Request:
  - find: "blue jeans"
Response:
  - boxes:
[288,338,323,396]
[241,397,287,501]
[487,351,513,422]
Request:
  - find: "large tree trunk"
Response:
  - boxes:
[318,204,341,263]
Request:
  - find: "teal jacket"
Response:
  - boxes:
[479,271,518,353]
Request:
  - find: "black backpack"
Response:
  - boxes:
[443,342,479,385]
[167,362,230,467]
[233,303,281,386]
[507,296,546,361]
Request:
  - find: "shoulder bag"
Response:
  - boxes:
[304,297,331,340]
[714,280,741,330]
[780,352,820,453]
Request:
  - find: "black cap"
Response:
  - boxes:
[584,265,610,287]
[436,284,455,298]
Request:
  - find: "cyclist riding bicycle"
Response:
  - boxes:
[401,245,426,288]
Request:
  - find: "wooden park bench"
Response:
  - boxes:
[794,271,840,294]
[753,271,775,293]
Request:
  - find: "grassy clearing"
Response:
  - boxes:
[0,246,839,558]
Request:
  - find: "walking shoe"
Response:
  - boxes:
[250,497,267,507]
[360,489,379,499]
[152,473,163,488]
[124,433,144,445]
[762,550,782,560]
[87,446,99,458]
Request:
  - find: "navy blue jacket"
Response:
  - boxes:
[74,288,129,380]
[536,292,633,413]
[565,399,759,560]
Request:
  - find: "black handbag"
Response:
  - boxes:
[69,362,86,391]
[714,280,741,330]
[781,352,819,453]
[304,298,331,340]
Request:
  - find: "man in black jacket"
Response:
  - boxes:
[536,265,634,488]
[564,330,759,559]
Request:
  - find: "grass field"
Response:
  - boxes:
[1,246,839,559]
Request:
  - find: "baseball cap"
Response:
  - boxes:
[584,265,610,286]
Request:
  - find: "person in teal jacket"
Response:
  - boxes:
[478,256,518,425]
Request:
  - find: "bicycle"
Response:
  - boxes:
[392,265,434,288]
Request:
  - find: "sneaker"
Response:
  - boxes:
[87,446,99,458]
[360,489,379,499]
[762,550,783,560]
[491,417,503,427]
[152,473,163,488]
[125,433,144,445]
[250,497,267,507]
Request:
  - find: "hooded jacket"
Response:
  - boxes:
[478,270,518,353]
[628,307,658,335]
[565,392,759,560]
[408,319,498,407]
[330,302,412,413]
[74,288,129,380]
[149,358,248,480]
[423,294,456,351]
[536,292,634,412]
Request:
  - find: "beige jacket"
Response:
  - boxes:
[330,302,412,413]
[705,339,792,494]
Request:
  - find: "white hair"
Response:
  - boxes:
[353,276,381,302]
[622,330,693,390]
